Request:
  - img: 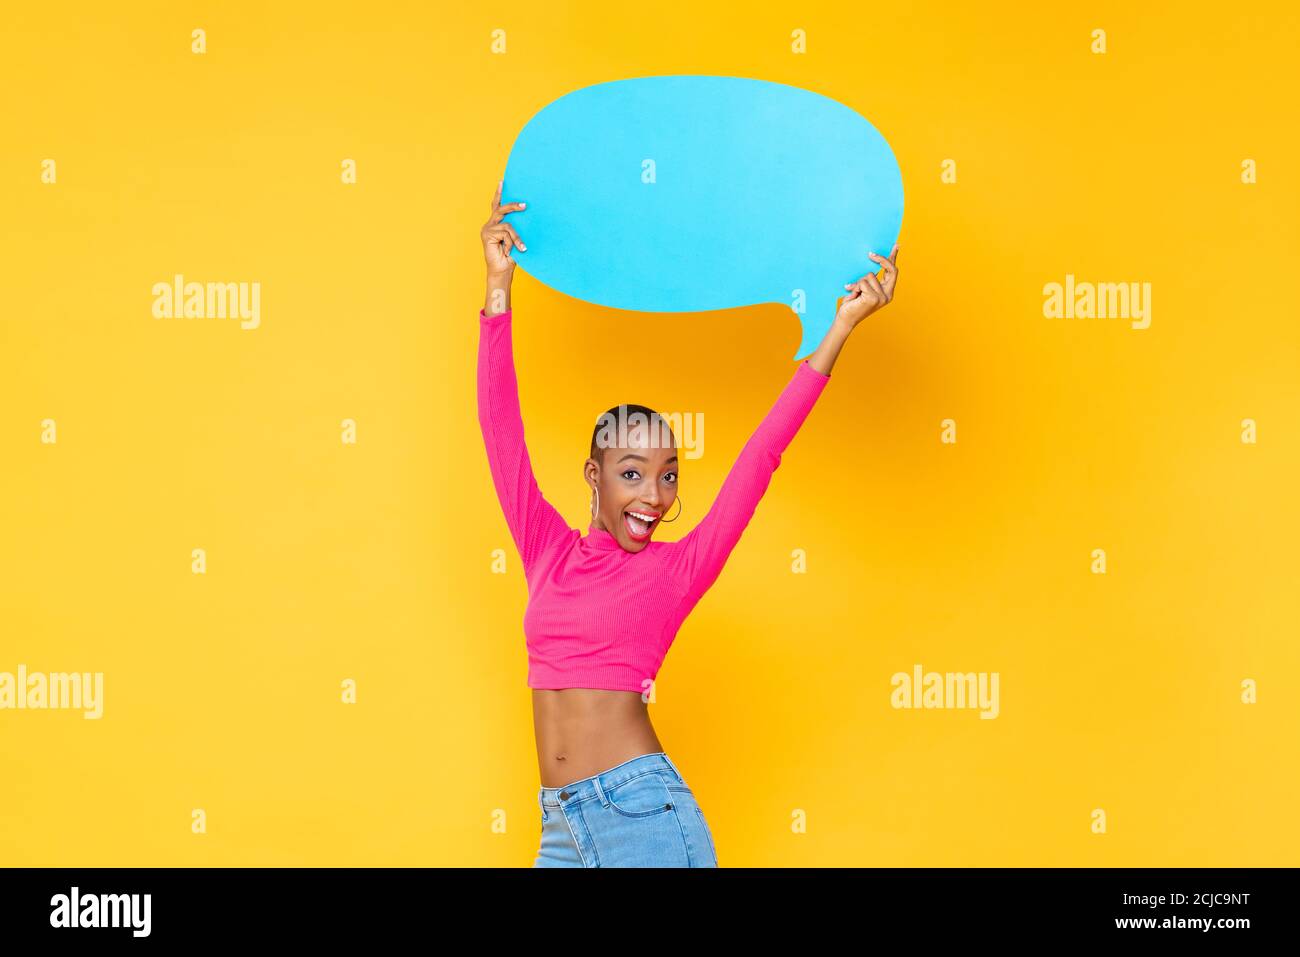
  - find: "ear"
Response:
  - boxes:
[584,457,599,489]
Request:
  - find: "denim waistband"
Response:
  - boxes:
[538,752,686,807]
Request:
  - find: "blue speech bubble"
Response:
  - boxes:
[502,75,903,359]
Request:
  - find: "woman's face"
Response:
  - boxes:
[585,421,678,553]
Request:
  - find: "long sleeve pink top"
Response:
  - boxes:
[477,307,831,692]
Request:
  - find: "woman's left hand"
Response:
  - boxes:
[834,244,900,329]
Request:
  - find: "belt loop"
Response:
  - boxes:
[593,774,609,808]
[661,752,686,784]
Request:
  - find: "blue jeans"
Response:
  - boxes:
[533,752,719,867]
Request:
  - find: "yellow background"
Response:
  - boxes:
[2,1,1297,866]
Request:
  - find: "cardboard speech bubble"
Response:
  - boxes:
[502,75,904,359]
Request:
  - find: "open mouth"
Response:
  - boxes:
[623,509,660,540]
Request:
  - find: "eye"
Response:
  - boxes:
[663,472,677,484]
[622,469,641,481]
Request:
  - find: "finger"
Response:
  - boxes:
[492,179,502,209]
[487,225,518,251]
[889,242,899,264]
[872,251,898,294]
[501,222,526,251]
[865,274,887,301]
[487,200,526,228]
[484,226,516,259]
[869,251,897,279]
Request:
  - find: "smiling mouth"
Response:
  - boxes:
[623,509,660,540]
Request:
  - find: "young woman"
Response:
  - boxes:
[478,181,899,867]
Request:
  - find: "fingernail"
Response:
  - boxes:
[519,202,526,208]
[519,243,527,250]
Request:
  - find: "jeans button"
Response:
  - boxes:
[559,790,570,801]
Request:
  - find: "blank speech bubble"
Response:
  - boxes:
[502,75,904,359]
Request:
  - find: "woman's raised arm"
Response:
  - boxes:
[477,182,574,575]
[667,359,829,598]
[667,245,901,597]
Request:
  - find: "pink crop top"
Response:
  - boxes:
[477,307,831,692]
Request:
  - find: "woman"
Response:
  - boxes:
[478,180,899,867]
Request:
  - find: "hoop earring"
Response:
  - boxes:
[590,485,600,519]
[659,496,684,523]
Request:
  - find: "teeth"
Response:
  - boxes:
[628,511,656,522]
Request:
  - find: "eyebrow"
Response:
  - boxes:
[617,453,679,464]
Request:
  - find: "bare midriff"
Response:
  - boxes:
[531,689,664,788]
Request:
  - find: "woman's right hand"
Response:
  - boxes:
[481,180,526,280]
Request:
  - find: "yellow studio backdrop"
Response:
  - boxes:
[2,1,1297,867]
